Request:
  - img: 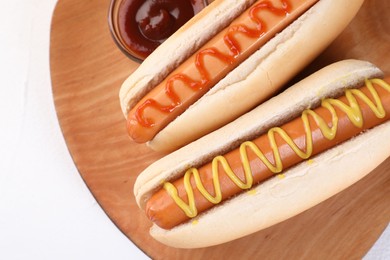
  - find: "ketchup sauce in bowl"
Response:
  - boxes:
[109,0,208,62]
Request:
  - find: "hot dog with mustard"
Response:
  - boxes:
[134,60,390,248]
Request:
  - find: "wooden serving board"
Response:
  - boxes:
[50,0,390,259]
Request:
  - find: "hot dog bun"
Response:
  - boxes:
[120,0,364,152]
[134,60,389,248]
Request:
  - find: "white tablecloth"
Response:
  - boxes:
[0,1,387,259]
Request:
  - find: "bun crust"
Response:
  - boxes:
[148,0,365,152]
[134,60,389,248]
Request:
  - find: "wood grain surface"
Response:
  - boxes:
[50,0,390,259]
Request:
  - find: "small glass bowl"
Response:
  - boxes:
[108,0,211,63]
[108,0,144,63]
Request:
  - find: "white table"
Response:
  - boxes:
[0,1,387,259]
[0,1,148,259]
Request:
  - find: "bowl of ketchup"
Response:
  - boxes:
[108,0,209,62]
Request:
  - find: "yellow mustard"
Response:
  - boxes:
[163,78,390,218]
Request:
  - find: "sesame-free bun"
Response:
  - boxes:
[134,60,389,248]
[120,0,364,152]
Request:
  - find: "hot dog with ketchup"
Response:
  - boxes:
[134,60,390,248]
[120,0,364,152]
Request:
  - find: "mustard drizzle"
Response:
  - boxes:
[163,78,390,218]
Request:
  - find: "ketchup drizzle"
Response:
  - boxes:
[135,0,291,128]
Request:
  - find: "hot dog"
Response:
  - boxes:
[120,0,364,152]
[134,60,390,248]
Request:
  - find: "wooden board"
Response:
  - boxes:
[50,0,390,258]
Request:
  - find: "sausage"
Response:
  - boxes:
[126,0,318,143]
[145,77,390,230]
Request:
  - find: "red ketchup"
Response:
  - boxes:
[117,0,206,60]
